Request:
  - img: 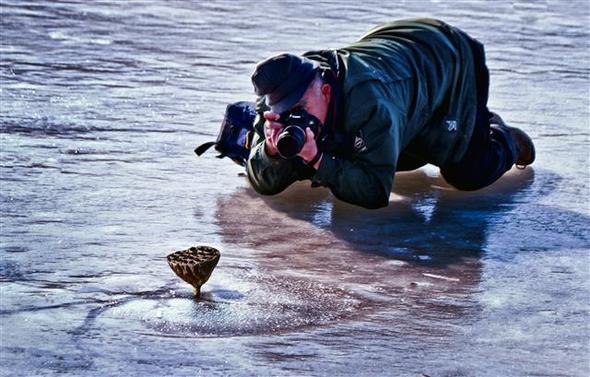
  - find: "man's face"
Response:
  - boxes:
[262,78,331,154]
[292,79,331,125]
[265,78,332,126]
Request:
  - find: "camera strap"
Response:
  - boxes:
[194,141,216,156]
[306,150,323,168]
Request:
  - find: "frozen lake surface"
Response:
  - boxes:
[1,1,589,376]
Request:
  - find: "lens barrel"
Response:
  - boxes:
[276,126,305,159]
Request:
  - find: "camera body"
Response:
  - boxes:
[276,108,322,159]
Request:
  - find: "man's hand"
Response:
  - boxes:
[298,127,322,169]
[263,111,283,156]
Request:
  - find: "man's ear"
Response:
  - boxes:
[321,83,331,100]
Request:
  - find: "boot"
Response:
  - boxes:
[489,112,536,169]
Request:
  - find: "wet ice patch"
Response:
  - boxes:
[98,276,361,337]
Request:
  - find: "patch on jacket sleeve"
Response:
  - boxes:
[444,119,458,132]
[353,130,368,153]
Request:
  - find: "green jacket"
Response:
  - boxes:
[247,18,483,209]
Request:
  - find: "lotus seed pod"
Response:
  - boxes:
[167,246,220,298]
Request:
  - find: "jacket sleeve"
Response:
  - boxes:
[311,100,402,209]
[246,133,303,195]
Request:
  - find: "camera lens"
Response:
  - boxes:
[276,126,305,159]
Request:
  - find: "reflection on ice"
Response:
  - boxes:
[220,167,538,264]
[212,166,588,350]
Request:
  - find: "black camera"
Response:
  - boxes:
[276,108,322,159]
